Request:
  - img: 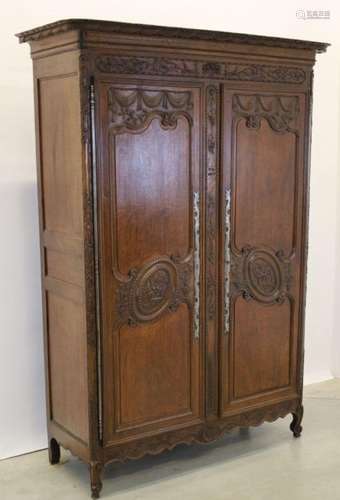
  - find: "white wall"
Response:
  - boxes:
[1,0,339,460]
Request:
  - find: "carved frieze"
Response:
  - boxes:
[225,64,305,83]
[96,55,306,84]
[232,94,300,132]
[231,246,292,304]
[108,88,193,133]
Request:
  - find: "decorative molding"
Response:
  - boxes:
[16,19,329,54]
[79,54,103,441]
[108,87,193,133]
[193,191,200,340]
[116,257,193,327]
[224,189,231,334]
[105,399,299,464]
[96,55,307,85]
[233,94,300,133]
[231,246,292,304]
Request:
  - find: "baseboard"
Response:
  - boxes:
[303,371,334,386]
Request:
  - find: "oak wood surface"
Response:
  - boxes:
[19,18,327,498]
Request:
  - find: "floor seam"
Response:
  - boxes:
[304,396,340,401]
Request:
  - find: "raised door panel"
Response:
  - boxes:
[97,81,203,444]
[221,90,307,414]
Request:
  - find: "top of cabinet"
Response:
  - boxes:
[16,18,329,54]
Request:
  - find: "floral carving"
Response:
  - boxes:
[96,55,306,84]
[98,56,224,78]
[233,94,300,133]
[206,86,219,323]
[138,268,172,315]
[225,64,305,83]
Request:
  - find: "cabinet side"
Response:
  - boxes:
[32,49,91,455]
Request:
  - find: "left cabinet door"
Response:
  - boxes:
[95,80,204,445]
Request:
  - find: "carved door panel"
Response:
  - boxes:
[96,81,203,445]
[221,89,307,415]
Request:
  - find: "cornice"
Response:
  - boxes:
[16,18,329,54]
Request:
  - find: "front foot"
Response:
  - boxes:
[48,438,61,465]
[89,462,103,499]
[290,404,304,438]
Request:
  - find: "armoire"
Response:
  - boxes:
[17,19,328,498]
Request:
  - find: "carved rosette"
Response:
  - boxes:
[96,55,306,84]
[231,246,292,304]
[116,257,193,327]
[108,88,193,133]
[232,94,299,133]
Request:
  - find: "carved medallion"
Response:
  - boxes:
[231,246,291,304]
[116,257,193,327]
[136,265,173,317]
[245,249,282,302]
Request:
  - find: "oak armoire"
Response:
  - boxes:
[17,19,328,498]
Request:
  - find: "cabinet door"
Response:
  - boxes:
[96,81,203,445]
[221,89,308,415]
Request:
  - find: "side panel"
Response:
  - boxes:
[97,81,204,445]
[34,53,89,445]
[221,89,307,415]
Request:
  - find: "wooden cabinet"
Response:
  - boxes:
[17,19,328,498]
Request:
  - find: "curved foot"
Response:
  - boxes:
[89,462,103,499]
[290,404,304,438]
[48,438,61,465]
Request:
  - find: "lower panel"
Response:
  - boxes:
[233,298,291,399]
[117,305,191,429]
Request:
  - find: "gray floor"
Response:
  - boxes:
[1,379,340,500]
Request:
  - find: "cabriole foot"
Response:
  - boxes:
[89,461,103,499]
[290,404,304,438]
